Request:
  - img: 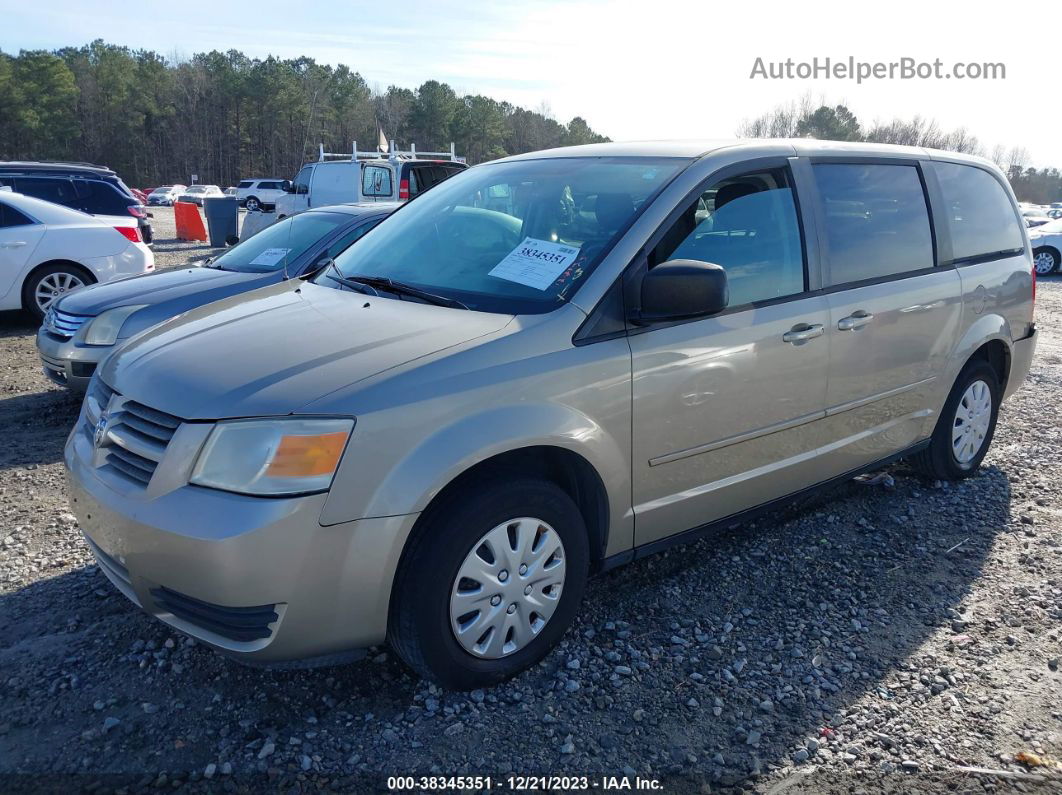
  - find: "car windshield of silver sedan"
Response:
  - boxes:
[315,156,687,313]
[206,211,349,273]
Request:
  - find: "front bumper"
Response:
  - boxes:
[36,328,109,390]
[65,408,419,663]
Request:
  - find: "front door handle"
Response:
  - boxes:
[837,311,874,331]
[0,241,27,248]
[782,323,825,344]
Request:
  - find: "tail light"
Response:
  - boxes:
[399,179,409,200]
[127,205,146,218]
[114,225,142,243]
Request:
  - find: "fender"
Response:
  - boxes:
[319,402,633,553]
[937,312,1013,407]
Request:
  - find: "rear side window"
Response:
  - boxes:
[931,162,1025,262]
[15,177,77,207]
[362,165,393,197]
[238,180,254,188]
[0,201,35,227]
[650,167,806,307]
[812,163,934,286]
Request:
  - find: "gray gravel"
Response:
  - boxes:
[0,227,1060,792]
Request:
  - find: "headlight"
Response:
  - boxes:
[82,305,148,346]
[190,417,354,496]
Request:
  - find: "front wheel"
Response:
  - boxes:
[1033,248,1059,276]
[389,478,589,689]
[909,360,1000,480]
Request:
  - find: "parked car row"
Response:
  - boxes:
[34,139,1035,691]
[0,161,154,243]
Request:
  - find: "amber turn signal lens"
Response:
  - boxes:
[265,431,348,477]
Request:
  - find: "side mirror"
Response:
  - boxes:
[281,180,293,193]
[634,259,728,324]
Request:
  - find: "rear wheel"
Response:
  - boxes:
[389,478,589,689]
[23,264,92,321]
[1033,248,1059,276]
[245,196,261,211]
[909,360,1000,480]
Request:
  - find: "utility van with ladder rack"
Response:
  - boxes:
[274,142,467,218]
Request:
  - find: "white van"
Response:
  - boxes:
[274,143,467,218]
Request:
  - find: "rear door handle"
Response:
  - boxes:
[837,311,873,331]
[782,323,825,344]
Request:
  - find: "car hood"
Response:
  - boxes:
[60,266,268,316]
[100,281,514,419]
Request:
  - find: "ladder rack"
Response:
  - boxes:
[318,141,465,163]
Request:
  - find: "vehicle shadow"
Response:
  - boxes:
[0,461,1011,789]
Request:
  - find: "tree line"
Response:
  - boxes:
[737,95,1062,205]
[0,40,609,187]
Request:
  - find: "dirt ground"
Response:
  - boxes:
[0,219,1059,793]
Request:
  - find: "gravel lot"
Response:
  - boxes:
[0,216,1060,793]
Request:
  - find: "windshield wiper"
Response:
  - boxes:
[343,274,469,310]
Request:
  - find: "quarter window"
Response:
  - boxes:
[931,162,1024,262]
[0,201,34,228]
[650,168,806,307]
[812,163,934,286]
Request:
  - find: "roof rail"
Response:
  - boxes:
[317,142,465,164]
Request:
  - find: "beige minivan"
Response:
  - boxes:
[66,140,1036,689]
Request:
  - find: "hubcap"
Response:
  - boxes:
[449,517,566,659]
[35,272,86,312]
[952,379,993,464]
[1034,251,1057,275]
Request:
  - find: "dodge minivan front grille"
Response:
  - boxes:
[103,400,182,486]
[84,381,184,488]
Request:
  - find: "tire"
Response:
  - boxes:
[389,477,589,689]
[245,196,261,212]
[909,360,1001,480]
[22,263,93,321]
[1033,247,1059,276]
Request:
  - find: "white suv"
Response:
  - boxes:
[234,179,287,211]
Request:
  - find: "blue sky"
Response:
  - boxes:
[4,0,1061,166]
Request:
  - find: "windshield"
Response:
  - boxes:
[208,211,349,273]
[150,187,173,195]
[187,186,206,193]
[315,156,686,313]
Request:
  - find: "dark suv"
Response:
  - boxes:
[0,162,153,243]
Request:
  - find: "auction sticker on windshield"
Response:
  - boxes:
[249,248,291,268]
[488,237,580,291]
